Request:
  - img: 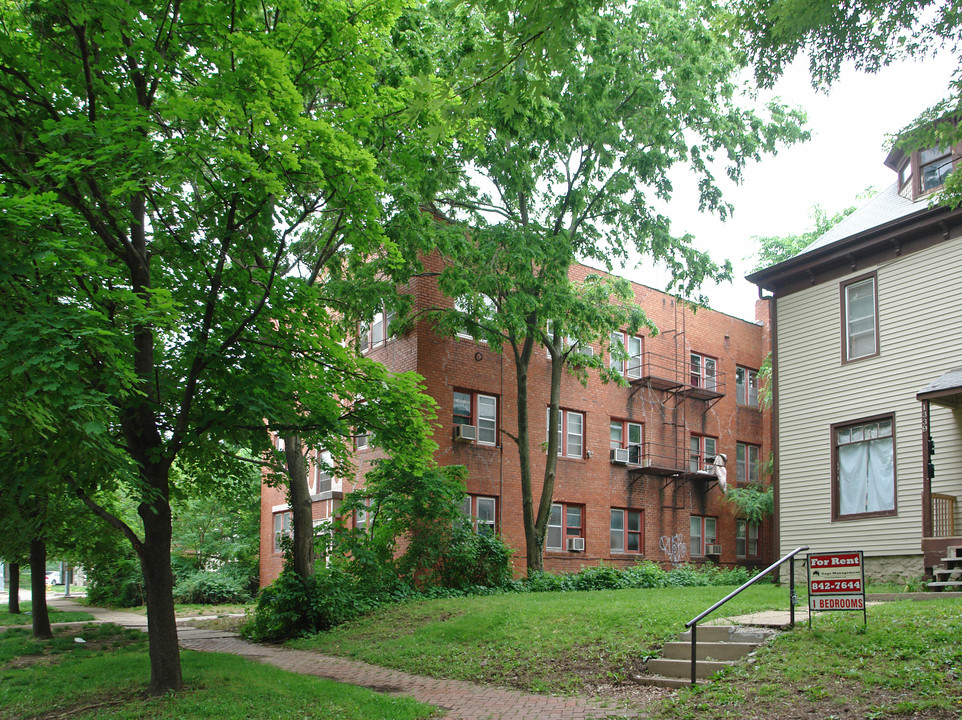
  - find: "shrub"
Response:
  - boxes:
[173,569,251,605]
[85,546,144,608]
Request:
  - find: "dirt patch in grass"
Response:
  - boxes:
[184,615,247,632]
[31,689,145,720]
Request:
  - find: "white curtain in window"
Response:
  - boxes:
[866,437,895,512]
[838,438,894,515]
[838,441,868,516]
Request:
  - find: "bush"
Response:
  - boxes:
[85,546,144,608]
[173,569,251,605]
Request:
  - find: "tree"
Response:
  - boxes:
[750,198,865,271]
[430,0,806,573]
[0,0,441,693]
[733,0,962,205]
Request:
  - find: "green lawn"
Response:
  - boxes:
[0,602,95,626]
[0,624,435,720]
[653,598,962,719]
[292,584,791,694]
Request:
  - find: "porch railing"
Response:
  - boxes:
[932,493,957,537]
[684,545,809,685]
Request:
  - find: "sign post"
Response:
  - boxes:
[806,551,867,627]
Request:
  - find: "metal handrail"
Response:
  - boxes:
[683,545,809,685]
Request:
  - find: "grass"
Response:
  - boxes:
[0,623,435,720]
[651,597,962,719]
[0,602,95,626]
[292,584,790,694]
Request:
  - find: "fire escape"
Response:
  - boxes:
[624,298,726,509]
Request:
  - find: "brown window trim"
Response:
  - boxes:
[830,412,898,522]
[839,271,879,365]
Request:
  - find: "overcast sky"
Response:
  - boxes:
[619,50,959,322]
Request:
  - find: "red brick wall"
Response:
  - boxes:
[259,260,773,585]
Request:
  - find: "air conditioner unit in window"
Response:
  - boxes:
[568,537,585,552]
[454,424,477,443]
[610,447,630,465]
[705,544,722,556]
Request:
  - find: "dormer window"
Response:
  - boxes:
[919,145,953,192]
[898,161,913,192]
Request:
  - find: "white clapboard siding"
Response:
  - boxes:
[776,235,962,559]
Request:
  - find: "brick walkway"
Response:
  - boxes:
[179,634,637,719]
[39,597,639,719]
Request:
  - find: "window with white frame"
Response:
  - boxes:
[355,498,374,532]
[548,408,585,458]
[690,352,717,390]
[610,419,643,464]
[689,435,717,472]
[313,519,333,566]
[834,416,896,519]
[359,305,395,353]
[735,519,758,557]
[312,449,333,494]
[736,442,760,483]
[843,275,878,361]
[460,495,497,535]
[610,332,642,378]
[610,508,643,553]
[455,295,495,341]
[272,511,292,553]
[547,502,584,551]
[735,366,759,407]
[546,320,593,360]
[690,515,716,557]
[453,390,498,445]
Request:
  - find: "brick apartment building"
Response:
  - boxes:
[260,261,774,585]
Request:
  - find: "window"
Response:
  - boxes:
[899,160,913,192]
[455,295,495,341]
[736,442,760,483]
[547,503,584,551]
[610,420,643,464]
[842,274,878,361]
[919,145,954,192]
[690,515,716,557]
[834,416,896,519]
[546,321,593,360]
[313,450,333,494]
[272,511,292,552]
[355,498,374,532]
[453,390,498,445]
[689,435,717,472]
[610,332,643,378]
[610,508,643,553]
[359,305,395,353]
[460,495,497,535]
[735,520,759,557]
[690,352,717,390]
[548,408,585,458]
[735,367,759,407]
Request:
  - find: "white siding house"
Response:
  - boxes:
[748,137,962,582]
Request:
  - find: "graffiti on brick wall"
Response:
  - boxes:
[659,534,686,565]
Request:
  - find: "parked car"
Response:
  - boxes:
[45,570,61,585]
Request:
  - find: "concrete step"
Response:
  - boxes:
[661,640,758,661]
[678,625,775,644]
[646,657,731,680]
[938,558,962,566]
[933,568,962,579]
[927,580,962,591]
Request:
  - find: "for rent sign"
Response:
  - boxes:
[807,551,867,624]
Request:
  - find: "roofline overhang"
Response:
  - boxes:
[745,201,962,295]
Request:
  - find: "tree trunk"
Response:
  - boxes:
[534,343,566,561]
[8,562,20,614]
[516,361,542,573]
[284,433,315,579]
[138,476,183,695]
[29,539,52,640]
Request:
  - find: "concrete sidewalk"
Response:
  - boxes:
[25,598,646,719]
